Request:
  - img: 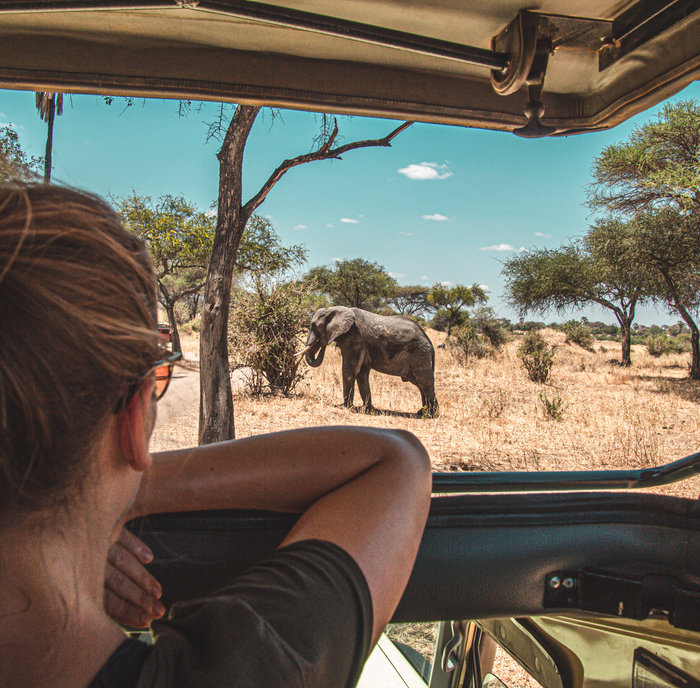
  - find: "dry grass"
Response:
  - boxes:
[150,328,700,687]
[154,328,700,499]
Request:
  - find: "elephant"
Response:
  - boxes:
[298,306,438,417]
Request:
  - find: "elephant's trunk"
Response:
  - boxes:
[305,344,326,367]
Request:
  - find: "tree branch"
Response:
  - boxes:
[242,120,413,218]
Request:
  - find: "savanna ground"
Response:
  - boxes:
[150,327,700,687]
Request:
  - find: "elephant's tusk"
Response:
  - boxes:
[295,344,315,357]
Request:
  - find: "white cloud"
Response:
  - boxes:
[331,257,341,263]
[422,213,450,221]
[326,223,334,229]
[340,217,359,224]
[204,209,217,218]
[292,224,308,230]
[479,284,491,292]
[518,246,527,252]
[421,275,430,283]
[398,162,452,180]
[534,232,552,238]
[440,280,454,287]
[399,231,413,236]
[480,243,516,251]
[389,272,407,279]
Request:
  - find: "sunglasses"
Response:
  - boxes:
[114,351,182,413]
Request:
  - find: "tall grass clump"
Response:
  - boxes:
[518,331,556,383]
[538,390,565,421]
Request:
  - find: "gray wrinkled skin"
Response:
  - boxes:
[304,306,438,417]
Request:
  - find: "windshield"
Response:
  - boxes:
[3,82,699,500]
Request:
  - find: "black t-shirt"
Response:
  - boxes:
[90,539,373,688]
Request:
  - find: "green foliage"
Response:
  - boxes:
[0,126,41,182]
[116,193,215,279]
[538,390,565,421]
[562,320,594,351]
[429,308,466,332]
[473,306,507,349]
[237,215,307,274]
[586,100,700,377]
[588,99,700,217]
[514,321,545,332]
[304,258,397,311]
[518,331,556,384]
[388,285,430,317]
[179,318,200,335]
[503,219,656,366]
[646,334,670,357]
[645,333,691,356]
[228,276,311,396]
[449,322,494,364]
[427,283,487,336]
[628,208,700,376]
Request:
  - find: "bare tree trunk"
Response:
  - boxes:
[615,310,634,367]
[158,282,182,354]
[620,323,632,367]
[661,269,700,379]
[166,302,182,354]
[199,105,260,444]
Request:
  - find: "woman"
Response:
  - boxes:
[0,183,431,688]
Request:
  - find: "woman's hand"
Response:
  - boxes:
[104,528,166,628]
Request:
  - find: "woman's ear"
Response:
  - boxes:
[117,380,155,473]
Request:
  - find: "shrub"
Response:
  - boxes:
[473,306,508,350]
[179,318,200,335]
[562,320,594,351]
[538,390,565,421]
[518,331,556,383]
[646,333,669,357]
[228,277,310,396]
[449,322,494,363]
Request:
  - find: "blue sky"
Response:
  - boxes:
[2,81,699,325]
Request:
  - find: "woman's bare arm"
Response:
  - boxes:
[126,426,431,641]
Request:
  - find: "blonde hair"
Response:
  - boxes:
[0,183,160,514]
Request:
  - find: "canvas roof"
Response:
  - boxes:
[1,1,698,135]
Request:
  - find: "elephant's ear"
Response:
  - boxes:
[326,308,356,344]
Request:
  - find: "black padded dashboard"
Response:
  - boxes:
[129,492,700,623]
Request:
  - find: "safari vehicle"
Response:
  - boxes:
[2,1,700,686]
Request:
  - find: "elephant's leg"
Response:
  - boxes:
[357,362,374,413]
[341,358,357,408]
[418,380,439,418]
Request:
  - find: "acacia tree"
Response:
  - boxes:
[587,98,700,375]
[305,257,398,310]
[630,208,700,377]
[0,126,41,182]
[116,193,214,354]
[388,285,430,317]
[427,283,487,336]
[502,220,654,366]
[200,107,411,443]
[588,100,700,217]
